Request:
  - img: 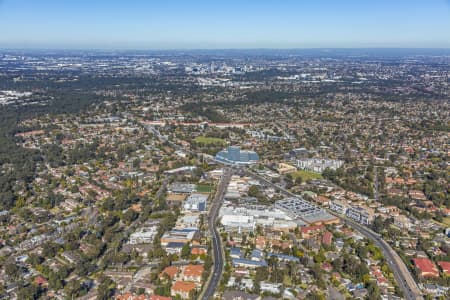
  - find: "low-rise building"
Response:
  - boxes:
[160,266,179,281]
[168,183,196,194]
[171,281,197,299]
[260,282,282,294]
[129,225,158,244]
[221,215,256,233]
[329,200,349,215]
[160,229,198,246]
[183,193,208,212]
[346,206,374,225]
[437,261,450,276]
[182,264,204,283]
[296,158,343,173]
[412,257,439,278]
[277,163,297,175]
[232,258,268,268]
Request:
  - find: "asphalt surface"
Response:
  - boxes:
[246,169,423,300]
[202,168,231,300]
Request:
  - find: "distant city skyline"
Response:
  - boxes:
[1,0,450,49]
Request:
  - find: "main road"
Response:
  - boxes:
[245,169,423,300]
[341,217,423,300]
[138,124,422,299]
[201,167,231,300]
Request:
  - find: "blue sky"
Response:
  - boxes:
[0,0,449,49]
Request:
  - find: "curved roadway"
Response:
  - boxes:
[246,169,423,300]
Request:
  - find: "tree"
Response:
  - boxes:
[367,281,381,300]
[64,280,82,299]
[122,209,138,225]
[48,271,64,291]
[96,276,116,300]
[4,263,20,279]
[204,255,212,270]
[181,243,191,260]
[332,258,343,272]
[356,245,369,259]
[313,251,326,264]
[248,185,259,197]
[255,267,269,282]
[372,215,384,233]
[17,284,41,300]
[253,280,261,294]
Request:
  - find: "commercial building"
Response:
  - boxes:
[183,193,208,212]
[296,158,343,173]
[275,197,339,225]
[160,228,198,246]
[220,214,256,233]
[220,202,299,232]
[175,214,200,229]
[215,146,259,165]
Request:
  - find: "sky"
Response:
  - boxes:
[0,0,450,49]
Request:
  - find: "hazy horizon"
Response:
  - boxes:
[1,0,450,49]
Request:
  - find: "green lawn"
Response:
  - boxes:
[196,184,213,193]
[194,136,225,145]
[291,169,323,182]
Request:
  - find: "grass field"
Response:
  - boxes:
[194,136,225,145]
[291,169,322,182]
[442,217,450,227]
[196,184,213,193]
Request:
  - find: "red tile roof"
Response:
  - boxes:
[322,231,333,246]
[412,258,439,278]
[150,296,172,300]
[171,281,196,293]
[191,247,207,255]
[160,266,179,279]
[437,261,450,275]
[34,275,48,286]
[116,293,149,300]
[301,225,325,235]
[183,264,204,278]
